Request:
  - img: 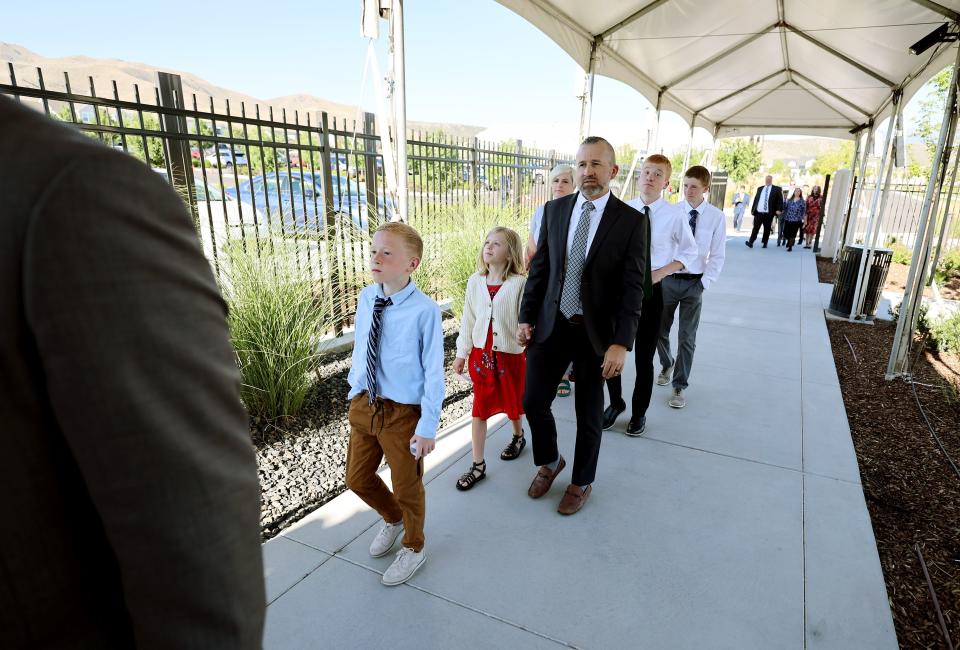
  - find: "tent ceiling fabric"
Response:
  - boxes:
[496,0,960,139]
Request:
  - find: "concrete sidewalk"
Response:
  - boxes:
[260,226,898,649]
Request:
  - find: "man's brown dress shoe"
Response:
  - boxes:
[557,483,592,515]
[527,455,566,498]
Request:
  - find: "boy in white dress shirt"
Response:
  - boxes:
[602,154,697,435]
[656,166,727,408]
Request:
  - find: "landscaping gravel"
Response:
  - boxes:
[254,319,473,540]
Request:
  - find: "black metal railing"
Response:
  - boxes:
[1,63,577,330]
[849,180,960,257]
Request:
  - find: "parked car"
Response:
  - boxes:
[223,171,391,230]
[205,143,248,168]
[153,168,259,262]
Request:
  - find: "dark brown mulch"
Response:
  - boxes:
[827,319,960,649]
[816,256,838,284]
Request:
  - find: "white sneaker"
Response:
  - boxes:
[656,365,673,386]
[381,547,426,586]
[369,520,404,558]
[668,388,686,409]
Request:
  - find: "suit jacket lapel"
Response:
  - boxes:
[584,193,619,267]
[555,192,575,266]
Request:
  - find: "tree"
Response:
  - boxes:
[811,141,855,177]
[668,146,706,189]
[714,138,762,182]
[768,159,790,181]
[915,66,952,171]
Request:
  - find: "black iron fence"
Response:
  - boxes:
[1,63,578,329]
[849,180,960,258]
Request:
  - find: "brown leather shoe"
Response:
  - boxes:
[557,483,592,515]
[527,455,566,499]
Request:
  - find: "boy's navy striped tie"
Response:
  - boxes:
[366,296,392,403]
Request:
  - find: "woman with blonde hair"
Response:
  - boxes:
[452,227,528,490]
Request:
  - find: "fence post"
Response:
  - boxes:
[363,111,379,234]
[318,111,345,336]
[813,174,831,254]
[471,137,480,206]
[514,140,523,214]
[156,72,196,226]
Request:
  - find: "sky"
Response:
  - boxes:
[2,0,940,153]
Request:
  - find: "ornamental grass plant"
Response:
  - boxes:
[219,233,334,421]
[412,203,527,319]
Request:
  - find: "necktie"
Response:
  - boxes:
[642,206,653,297]
[689,208,699,236]
[761,186,769,213]
[559,200,594,318]
[366,295,392,403]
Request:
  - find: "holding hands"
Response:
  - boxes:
[517,323,534,346]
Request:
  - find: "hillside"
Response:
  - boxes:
[0,42,483,137]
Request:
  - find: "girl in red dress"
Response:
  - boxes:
[452,227,527,490]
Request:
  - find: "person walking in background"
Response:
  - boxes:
[732,185,749,232]
[519,136,649,516]
[345,222,444,586]
[0,96,265,648]
[776,187,791,246]
[453,227,528,491]
[603,154,697,436]
[657,166,726,410]
[747,175,784,249]
[781,188,806,252]
[804,185,823,249]
[528,164,577,398]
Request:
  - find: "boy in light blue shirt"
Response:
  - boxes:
[345,222,444,586]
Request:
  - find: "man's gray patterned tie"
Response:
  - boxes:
[366,296,392,404]
[559,200,595,319]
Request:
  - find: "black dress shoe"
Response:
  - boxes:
[601,403,625,430]
[762,243,768,248]
[625,416,647,437]
[745,240,753,248]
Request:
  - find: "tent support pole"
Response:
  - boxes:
[390,0,408,222]
[578,37,600,142]
[887,45,960,379]
[849,91,901,320]
[681,118,695,175]
[837,127,872,262]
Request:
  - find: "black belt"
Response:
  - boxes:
[563,313,585,326]
[672,273,703,281]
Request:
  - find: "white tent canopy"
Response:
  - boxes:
[495,0,960,139]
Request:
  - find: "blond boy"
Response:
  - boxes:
[345,222,443,586]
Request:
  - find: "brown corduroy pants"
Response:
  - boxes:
[345,393,426,551]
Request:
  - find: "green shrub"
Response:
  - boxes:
[934,249,960,285]
[219,234,332,421]
[885,237,913,266]
[412,203,526,319]
[930,310,960,353]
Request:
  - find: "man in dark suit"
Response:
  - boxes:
[518,136,649,516]
[0,96,265,647]
[746,174,784,248]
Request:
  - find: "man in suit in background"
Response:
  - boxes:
[746,175,784,248]
[518,136,649,516]
[0,96,265,648]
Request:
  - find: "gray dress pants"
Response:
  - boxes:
[656,275,704,390]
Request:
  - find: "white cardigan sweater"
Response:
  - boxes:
[455,272,527,358]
